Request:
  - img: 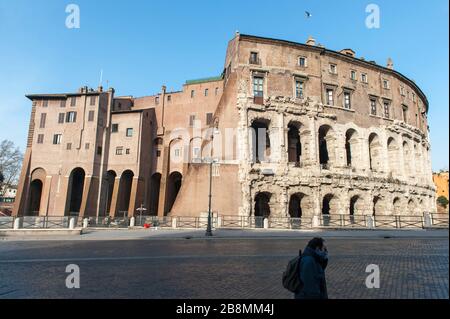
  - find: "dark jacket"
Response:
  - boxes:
[294,246,328,299]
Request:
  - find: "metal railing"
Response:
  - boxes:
[373,215,424,229]
[221,216,248,228]
[430,214,449,228]
[175,216,217,229]
[268,217,313,229]
[85,216,129,228]
[0,217,14,229]
[21,216,73,229]
[134,216,172,228]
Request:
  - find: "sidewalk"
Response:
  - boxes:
[1,227,448,241]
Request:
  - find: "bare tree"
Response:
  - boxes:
[0,140,23,196]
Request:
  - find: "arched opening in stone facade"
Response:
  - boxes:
[28,180,43,216]
[105,170,116,216]
[403,141,412,177]
[289,193,306,218]
[287,123,302,164]
[373,196,383,216]
[345,129,358,167]
[165,171,182,215]
[349,195,364,215]
[407,199,417,215]
[387,137,400,177]
[149,173,161,215]
[66,167,85,216]
[251,119,271,163]
[254,192,271,218]
[322,194,338,215]
[393,197,402,215]
[369,133,382,172]
[116,170,134,217]
[318,125,334,168]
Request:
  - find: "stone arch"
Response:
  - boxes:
[318,125,335,168]
[66,167,86,216]
[322,193,339,215]
[116,169,134,217]
[169,138,185,172]
[27,168,47,216]
[345,128,359,167]
[369,133,382,172]
[407,198,418,215]
[287,121,302,164]
[393,197,402,215]
[349,195,365,215]
[288,192,309,218]
[403,140,412,177]
[387,137,400,177]
[149,172,161,216]
[250,118,271,163]
[165,171,182,215]
[373,196,384,216]
[105,170,116,216]
[254,192,272,218]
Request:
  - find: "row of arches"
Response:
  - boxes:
[253,191,425,218]
[250,118,429,178]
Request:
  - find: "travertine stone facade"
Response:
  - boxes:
[13,33,436,219]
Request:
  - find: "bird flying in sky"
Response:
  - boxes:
[305,11,312,18]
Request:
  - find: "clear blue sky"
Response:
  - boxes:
[0,0,448,171]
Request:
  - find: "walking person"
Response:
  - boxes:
[294,237,328,299]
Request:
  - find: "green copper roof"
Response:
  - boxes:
[185,75,223,85]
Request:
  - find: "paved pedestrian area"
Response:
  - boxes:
[0,234,448,299]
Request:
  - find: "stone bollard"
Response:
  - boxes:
[312,215,320,228]
[83,218,89,229]
[366,215,375,229]
[217,216,222,228]
[423,212,432,228]
[69,218,75,230]
[263,218,269,229]
[172,217,178,229]
[130,217,135,228]
[13,217,22,230]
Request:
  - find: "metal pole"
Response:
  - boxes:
[205,160,213,236]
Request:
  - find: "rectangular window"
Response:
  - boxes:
[383,79,390,89]
[193,147,200,160]
[383,101,390,118]
[111,123,119,133]
[189,115,196,127]
[39,113,46,128]
[85,143,90,150]
[361,73,368,83]
[250,52,259,64]
[155,96,159,105]
[370,99,377,116]
[58,113,65,124]
[53,134,62,145]
[326,89,334,105]
[215,87,219,95]
[206,113,213,125]
[191,90,195,98]
[295,80,304,99]
[37,134,44,144]
[66,143,72,150]
[126,148,130,155]
[299,56,307,67]
[350,70,356,80]
[66,111,77,123]
[204,88,208,97]
[400,87,405,96]
[156,150,161,157]
[329,64,337,74]
[70,96,76,106]
[343,92,351,109]
[116,147,123,155]
[97,146,102,155]
[60,100,66,108]
[174,149,180,157]
[88,110,95,122]
[167,95,171,102]
[402,106,408,123]
[42,100,48,107]
[90,95,96,106]
[253,76,264,97]
[412,93,416,102]
[126,128,133,137]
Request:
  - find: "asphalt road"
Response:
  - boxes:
[0,237,448,299]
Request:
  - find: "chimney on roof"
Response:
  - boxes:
[340,48,355,57]
[306,36,316,46]
[387,57,394,70]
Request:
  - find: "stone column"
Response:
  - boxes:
[39,175,52,216]
[128,176,141,217]
[308,117,319,169]
[360,134,371,172]
[109,177,120,217]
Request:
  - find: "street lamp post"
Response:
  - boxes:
[205,159,213,237]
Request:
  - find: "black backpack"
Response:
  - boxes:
[282,250,303,293]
